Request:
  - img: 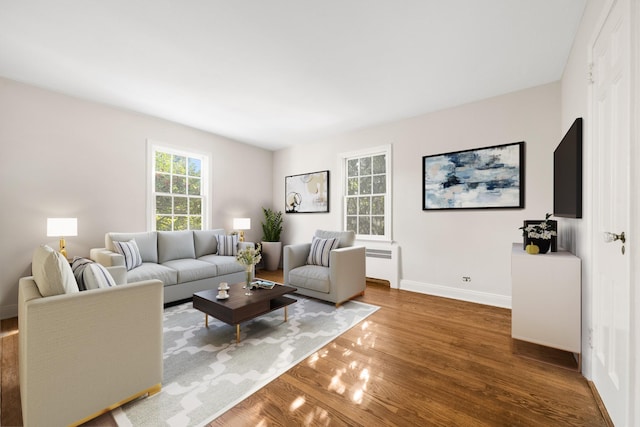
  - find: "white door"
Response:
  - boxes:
[591,0,632,425]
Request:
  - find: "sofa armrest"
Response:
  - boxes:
[18,277,163,426]
[90,247,125,267]
[88,248,126,284]
[330,246,366,302]
[283,243,311,285]
[238,241,255,251]
[106,265,127,285]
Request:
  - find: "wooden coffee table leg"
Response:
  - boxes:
[236,324,240,343]
[284,306,288,322]
[205,314,209,328]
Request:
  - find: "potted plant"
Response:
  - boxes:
[260,207,283,270]
[520,213,557,254]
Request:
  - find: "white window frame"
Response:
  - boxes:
[339,144,392,242]
[147,140,210,231]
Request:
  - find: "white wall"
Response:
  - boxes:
[274,82,560,307]
[0,77,273,319]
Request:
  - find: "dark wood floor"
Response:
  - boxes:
[1,271,606,426]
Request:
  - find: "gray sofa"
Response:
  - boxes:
[90,229,250,304]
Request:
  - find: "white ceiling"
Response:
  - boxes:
[0,1,586,151]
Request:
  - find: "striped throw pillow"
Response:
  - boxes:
[71,257,92,290]
[216,234,239,256]
[307,236,339,267]
[113,239,143,271]
[71,257,117,290]
[85,263,117,289]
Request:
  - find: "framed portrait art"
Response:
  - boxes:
[285,170,329,213]
[422,141,525,210]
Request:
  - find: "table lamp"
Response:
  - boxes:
[47,217,78,259]
[233,218,251,242]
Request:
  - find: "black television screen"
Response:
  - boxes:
[553,118,583,218]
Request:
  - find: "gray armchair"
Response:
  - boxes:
[283,230,366,306]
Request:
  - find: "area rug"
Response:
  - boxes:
[113,296,379,427]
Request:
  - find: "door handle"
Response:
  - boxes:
[603,231,626,254]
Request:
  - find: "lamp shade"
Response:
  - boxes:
[233,218,251,230]
[47,218,78,237]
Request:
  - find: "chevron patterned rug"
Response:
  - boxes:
[113,296,378,426]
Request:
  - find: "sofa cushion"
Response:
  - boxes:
[307,236,339,267]
[315,230,355,248]
[107,232,158,263]
[193,229,225,258]
[289,265,330,293]
[71,257,116,290]
[216,234,238,256]
[199,254,245,275]
[162,259,218,283]
[126,263,178,286]
[157,231,196,263]
[32,245,79,296]
[113,239,143,271]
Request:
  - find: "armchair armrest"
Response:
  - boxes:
[283,243,311,285]
[330,246,366,303]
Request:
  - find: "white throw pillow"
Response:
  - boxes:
[307,236,339,267]
[32,245,79,296]
[216,234,239,256]
[113,239,143,271]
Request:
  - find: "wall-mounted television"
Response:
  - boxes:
[553,117,583,218]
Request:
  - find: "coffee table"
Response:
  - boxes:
[192,280,297,343]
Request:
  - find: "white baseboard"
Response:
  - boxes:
[400,279,512,309]
[0,304,18,320]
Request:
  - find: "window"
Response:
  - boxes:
[149,143,209,231]
[342,145,391,240]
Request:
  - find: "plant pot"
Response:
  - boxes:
[522,220,558,252]
[529,238,551,254]
[261,241,282,271]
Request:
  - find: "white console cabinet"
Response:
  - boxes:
[511,243,581,354]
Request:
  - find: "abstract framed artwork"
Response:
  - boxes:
[285,170,330,213]
[422,141,525,210]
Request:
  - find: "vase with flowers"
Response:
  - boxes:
[519,213,557,254]
[236,243,262,294]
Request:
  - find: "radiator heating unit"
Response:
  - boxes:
[363,243,400,288]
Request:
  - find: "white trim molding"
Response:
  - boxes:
[400,279,512,309]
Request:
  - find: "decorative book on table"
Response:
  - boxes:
[252,280,276,289]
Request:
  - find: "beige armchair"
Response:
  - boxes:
[283,230,366,306]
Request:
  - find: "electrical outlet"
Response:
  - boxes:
[462,276,471,283]
[588,328,594,348]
